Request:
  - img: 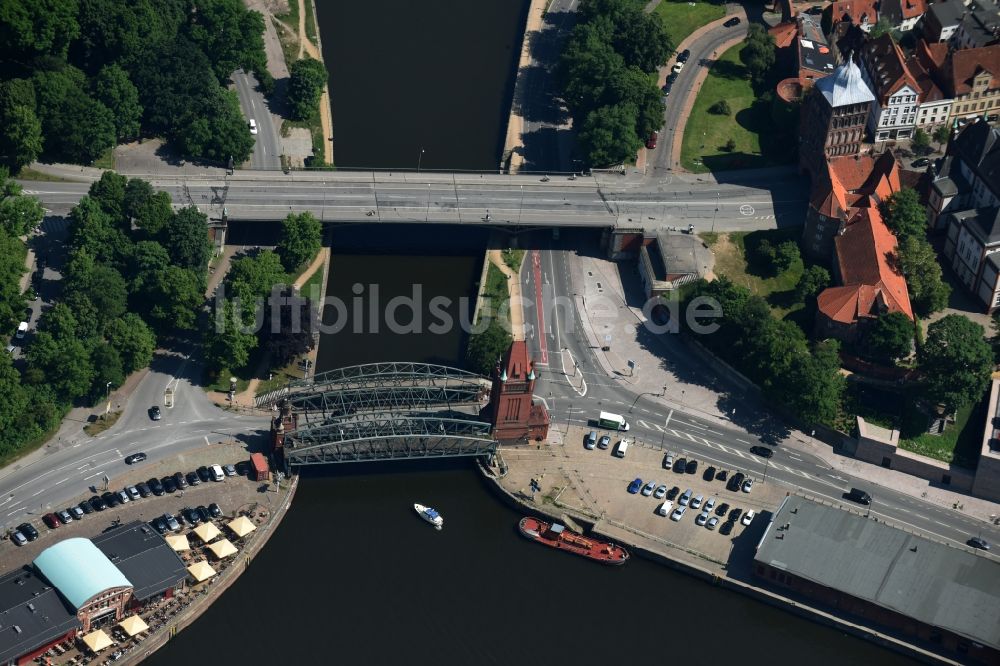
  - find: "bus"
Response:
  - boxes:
[598,411,629,431]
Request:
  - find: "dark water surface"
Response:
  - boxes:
[316,0,529,170]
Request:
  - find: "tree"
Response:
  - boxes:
[262,287,312,367]
[723,138,736,152]
[880,188,927,240]
[782,339,845,424]
[868,17,893,39]
[64,252,129,326]
[207,300,257,371]
[773,240,801,273]
[88,170,128,223]
[0,193,43,237]
[709,100,731,115]
[739,24,776,87]
[866,311,914,363]
[226,250,286,297]
[88,344,123,405]
[161,206,211,274]
[32,68,116,164]
[140,265,203,331]
[184,0,267,82]
[932,125,951,149]
[0,105,43,171]
[173,87,254,163]
[105,313,156,374]
[579,103,642,167]
[0,0,80,61]
[919,314,993,411]
[466,319,513,375]
[26,331,94,399]
[124,179,173,235]
[795,265,830,302]
[288,57,328,121]
[277,212,322,273]
[911,127,931,155]
[93,64,142,141]
[896,235,950,315]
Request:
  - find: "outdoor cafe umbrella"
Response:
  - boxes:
[117,615,149,637]
[226,515,256,538]
[165,534,190,551]
[192,522,221,543]
[207,538,238,559]
[186,560,217,583]
[81,629,113,653]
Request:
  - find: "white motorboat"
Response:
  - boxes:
[414,503,443,530]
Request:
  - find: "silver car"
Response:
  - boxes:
[696,511,710,526]
[653,484,668,499]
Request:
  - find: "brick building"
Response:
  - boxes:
[799,58,875,179]
[488,340,549,443]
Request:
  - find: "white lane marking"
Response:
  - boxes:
[31,489,44,497]
[54,478,68,485]
[665,409,673,428]
[83,470,105,481]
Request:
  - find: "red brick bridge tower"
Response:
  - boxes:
[488,341,550,443]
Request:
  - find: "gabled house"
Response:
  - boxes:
[921,0,965,43]
[911,39,953,129]
[816,206,914,343]
[827,0,879,35]
[939,44,1000,125]
[953,8,1000,49]
[929,120,1000,228]
[860,34,921,142]
[879,0,928,31]
[943,206,1000,310]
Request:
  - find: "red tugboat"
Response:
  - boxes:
[518,517,629,565]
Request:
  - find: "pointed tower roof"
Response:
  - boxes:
[816,58,875,107]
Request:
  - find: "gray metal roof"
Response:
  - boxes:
[929,0,965,28]
[92,521,187,601]
[654,231,705,278]
[816,59,876,107]
[755,495,1000,650]
[0,567,80,664]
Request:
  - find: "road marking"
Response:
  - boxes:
[31,489,44,497]
[54,478,68,485]
[665,409,673,428]
[83,470,105,481]
[204,436,211,446]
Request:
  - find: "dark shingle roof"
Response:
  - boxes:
[91,521,187,601]
[0,568,79,664]
[951,121,1000,195]
[755,496,1000,651]
[953,206,1000,245]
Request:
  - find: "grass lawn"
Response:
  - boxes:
[680,45,797,173]
[254,358,308,397]
[703,227,806,319]
[655,0,726,49]
[92,147,115,171]
[84,410,122,437]
[204,370,252,394]
[300,257,326,297]
[501,248,525,274]
[15,167,75,183]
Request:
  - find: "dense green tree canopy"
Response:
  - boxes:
[919,315,993,411]
[277,212,322,273]
[0,0,80,61]
[466,320,513,375]
[740,24,776,87]
[579,104,643,168]
[93,63,141,140]
[186,0,266,83]
[896,234,950,316]
[866,311,913,363]
[104,313,155,374]
[288,58,328,121]
[880,188,926,240]
[161,206,212,274]
[794,265,830,302]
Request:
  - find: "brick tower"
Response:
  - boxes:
[488,340,550,443]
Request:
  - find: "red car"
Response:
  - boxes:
[42,513,61,529]
[646,131,658,149]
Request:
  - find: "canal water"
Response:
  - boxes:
[315,0,528,171]
[149,228,917,665]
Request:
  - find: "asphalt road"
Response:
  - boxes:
[21,169,808,232]
[519,238,1000,556]
[233,69,282,170]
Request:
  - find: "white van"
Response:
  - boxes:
[657,500,673,517]
[614,439,629,458]
[210,465,225,482]
[15,322,27,339]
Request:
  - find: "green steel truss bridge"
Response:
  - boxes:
[257,362,496,466]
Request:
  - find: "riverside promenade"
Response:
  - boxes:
[483,428,962,666]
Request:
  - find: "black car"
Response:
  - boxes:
[162,476,178,493]
[724,16,741,27]
[208,503,223,518]
[846,487,872,505]
[17,523,38,541]
[729,507,742,522]
[750,446,773,458]
[102,491,120,508]
[196,505,212,523]
[911,157,930,168]
[716,469,729,482]
[716,502,730,516]
[151,517,168,534]
[719,520,734,535]
[666,486,680,501]
[185,471,200,486]
[667,72,678,84]
[89,495,107,512]
[685,459,698,474]
[148,477,164,495]
[677,48,691,63]
[703,465,716,481]
[673,457,687,473]
[728,472,746,492]
[968,536,991,551]
[174,472,188,489]
[124,452,148,465]
[149,406,161,421]
[79,500,94,515]
[135,482,151,498]
[182,507,201,525]
[196,466,212,483]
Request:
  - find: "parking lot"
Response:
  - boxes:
[499,426,786,565]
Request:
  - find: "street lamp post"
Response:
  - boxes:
[711,191,720,232]
[417,148,425,172]
[629,386,666,412]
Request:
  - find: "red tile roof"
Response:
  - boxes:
[900,0,927,20]
[916,38,948,70]
[862,34,920,106]
[770,21,799,49]
[818,207,913,324]
[830,0,878,26]
[947,44,1000,96]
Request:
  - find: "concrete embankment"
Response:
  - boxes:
[500,0,549,173]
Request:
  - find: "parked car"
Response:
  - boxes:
[674,457,687,473]
[628,478,643,494]
[89,496,107,512]
[690,494,704,510]
[666,486,680,500]
[196,466,212,483]
[136,482,151,498]
[724,16,741,27]
[148,477,165,495]
[173,472,188,489]
[653,484,668,499]
[56,510,73,525]
[696,511,710,526]
[672,62,684,74]
[11,531,27,546]
[126,486,140,501]
[703,466,716,481]
[679,489,693,506]
[657,500,674,516]
[704,497,716,512]
[42,513,60,529]
[152,517,168,534]
[716,469,729,482]
[69,506,85,520]
[968,536,991,551]
[716,502,730,516]
[667,72,678,85]
[148,406,161,421]
[102,491,120,508]
[223,464,237,477]
[645,131,658,150]
[79,500,94,515]
[196,506,212,522]
[186,471,201,486]
[729,507,742,522]
[598,435,611,450]
[911,157,930,168]
[741,510,756,526]
[741,478,754,493]
[18,523,39,541]
[677,48,691,63]
[670,505,687,521]
[685,459,698,474]
[116,489,130,504]
[163,513,181,532]
[641,481,657,496]
[663,453,674,469]
[124,452,148,465]
[208,503,223,518]
[162,476,178,493]
[719,520,734,535]
[182,507,202,525]
[210,465,225,482]
[727,472,745,492]
[707,516,720,530]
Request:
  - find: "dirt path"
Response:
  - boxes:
[489,251,525,341]
[293,246,329,290]
[297,0,333,165]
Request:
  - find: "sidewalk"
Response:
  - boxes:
[569,253,1000,524]
[489,250,525,341]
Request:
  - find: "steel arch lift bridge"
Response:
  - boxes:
[259,362,497,466]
